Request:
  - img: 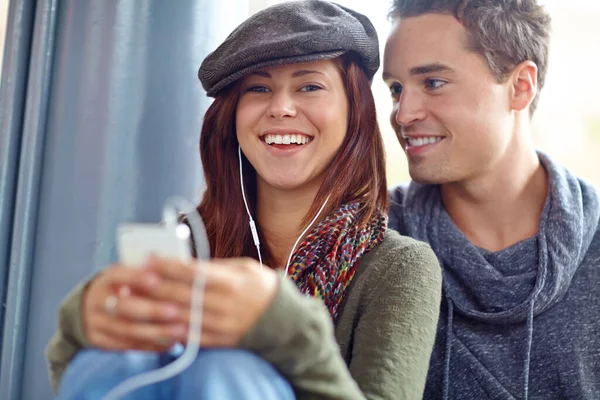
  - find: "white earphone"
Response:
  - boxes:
[237,145,329,274]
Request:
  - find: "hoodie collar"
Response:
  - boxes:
[403,151,600,324]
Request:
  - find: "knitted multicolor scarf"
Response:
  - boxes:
[287,202,388,320]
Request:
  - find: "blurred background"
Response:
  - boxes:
[0,1,597,399]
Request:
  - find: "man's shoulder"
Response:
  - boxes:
[388,182,410,206]
[387,183,411,234]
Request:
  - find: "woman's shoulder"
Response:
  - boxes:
[375,228,430,252]
[368,229,439,265]
[359,229,441,288]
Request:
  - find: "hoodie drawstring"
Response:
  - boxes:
[523,299,535,400]
[442,297,535,400]
[442,297,454,400]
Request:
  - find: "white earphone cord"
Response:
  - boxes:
[102,197,209,400]
[238,145,329,274]
[239,146,263,267]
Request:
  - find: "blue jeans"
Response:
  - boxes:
[57,348,295,400]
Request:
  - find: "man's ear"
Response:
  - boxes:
[509,60,538,112]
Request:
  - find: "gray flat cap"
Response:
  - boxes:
[198,0,379,97]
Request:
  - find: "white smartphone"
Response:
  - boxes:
[117,223,193,267]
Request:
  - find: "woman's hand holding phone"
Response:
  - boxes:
[82,256,279,352]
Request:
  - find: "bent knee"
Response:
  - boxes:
[178,349,294,399]
[58,350,163,399]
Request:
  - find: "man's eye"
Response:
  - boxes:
[425,79,446,90]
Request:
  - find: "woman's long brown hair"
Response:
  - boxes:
[197,53,388,264]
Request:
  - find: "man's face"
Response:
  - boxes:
[383,13,515,184]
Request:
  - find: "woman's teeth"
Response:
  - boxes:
[264,134,311,145]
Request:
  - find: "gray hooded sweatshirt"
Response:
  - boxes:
[389,152,600,400]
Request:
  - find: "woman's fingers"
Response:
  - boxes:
[144,258,197,284]
[145,257,248,294]
[107,293,182,323]
[87,329,174,353]
[95,265,162,295]
[83,264,190,352]
[90,312,187,345]
[84,257,277,351]
[143,279,192,308]
[86,329,138,351]
[124,262,235,315]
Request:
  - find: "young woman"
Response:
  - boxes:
[47,1,442,399]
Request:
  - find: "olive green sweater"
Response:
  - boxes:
[46,230,441,399]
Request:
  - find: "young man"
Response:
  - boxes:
[383,1,600,399]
